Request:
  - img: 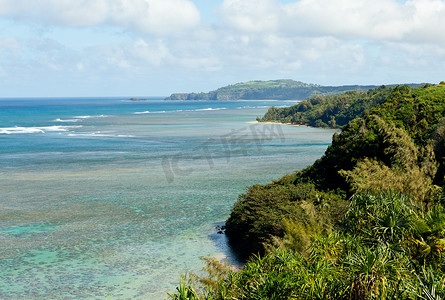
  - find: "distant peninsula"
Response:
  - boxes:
[165,79,392,100]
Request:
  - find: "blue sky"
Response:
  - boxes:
[0,0,444,97]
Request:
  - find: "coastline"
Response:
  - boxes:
[247,121,309,127]
[248,121,341,132]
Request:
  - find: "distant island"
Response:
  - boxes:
[164,79,419,100]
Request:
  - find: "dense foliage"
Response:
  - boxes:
[169,82,445,299]
[169,192,445,299]
[227,84,445,257]
[165,79,383,100]
[259,84,424,128]
[224,178,345,258]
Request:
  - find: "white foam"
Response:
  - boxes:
[0,126,82,134]
[67,132,135,138]
[117,134,135,137]
[0,127,45,134]
[236,105,270,109]
[54,118,81,122]
[133,108,227,114]
[74,115,109,119]
[133,111,150,115]
[195,107,227,111]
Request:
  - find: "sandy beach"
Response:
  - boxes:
[247,121,308,127]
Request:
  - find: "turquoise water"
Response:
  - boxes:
[0,98,335,299]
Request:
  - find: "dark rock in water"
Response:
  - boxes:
[215,225,226,234]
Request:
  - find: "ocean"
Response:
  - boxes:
[0,97,335,299]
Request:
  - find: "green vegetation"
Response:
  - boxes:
[169,82,445,299]
[165,79,385,100]
[169,192,445,299]
[225,179,345,258]
[259,84,431,128]
[227,84,445,257]
[259,85,394,127]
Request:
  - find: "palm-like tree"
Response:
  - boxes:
[343,191,415,245]
[344,244,411,299]
[409,205,445,267]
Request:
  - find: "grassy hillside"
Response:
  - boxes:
[165,79,382,100]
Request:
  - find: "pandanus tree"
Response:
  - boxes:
[409,205,445,267]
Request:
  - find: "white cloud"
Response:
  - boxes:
[110,0,201,35]
[220,0,279,32]
[0,0,109,26]
[404,0,445,42]
[283,0,407,40]
[130,39,172,66]
[213,0,445,85]
[0,0,201,35]
[1,0,444,96]
[220,0,445,44]
[380,41,445,68]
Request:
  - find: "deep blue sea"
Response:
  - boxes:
[0,97,335,299]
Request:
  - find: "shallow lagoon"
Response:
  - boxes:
[0,99,335,299]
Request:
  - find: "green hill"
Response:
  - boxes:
[165,79,382,100]
[169,82,445,299]
[259,85,393,127]
[259,84,430,128]
[228,82,445,255]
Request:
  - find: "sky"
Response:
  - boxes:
[0,0,444,97]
